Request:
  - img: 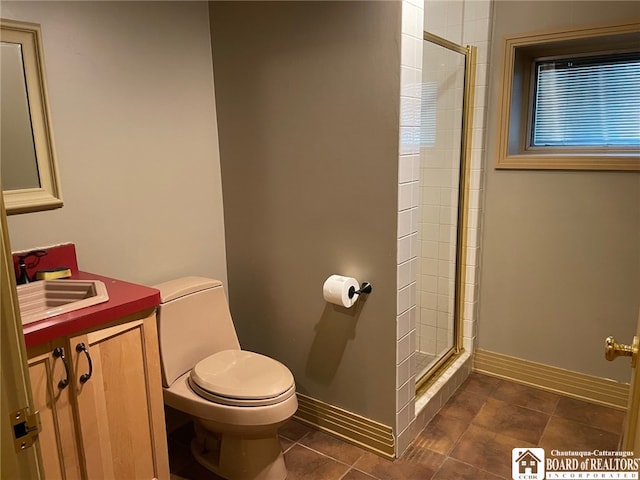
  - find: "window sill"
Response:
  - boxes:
[496,154,640,171]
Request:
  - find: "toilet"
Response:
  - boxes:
[154,276,297,480]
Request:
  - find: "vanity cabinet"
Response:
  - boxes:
[28,340,82,479]
[26,310,169,480]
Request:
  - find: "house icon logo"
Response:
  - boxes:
[512,448,545,480]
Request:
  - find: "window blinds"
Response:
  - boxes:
[531,54,640,148]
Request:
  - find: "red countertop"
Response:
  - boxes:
[22,271,160,348]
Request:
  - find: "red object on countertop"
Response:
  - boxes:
[22,271,160,348]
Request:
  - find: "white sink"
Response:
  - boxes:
[17,279,109,325]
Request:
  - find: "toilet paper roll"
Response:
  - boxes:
[323,274,360,308]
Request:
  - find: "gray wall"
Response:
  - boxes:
[479,1,640,383]
[210,2,401,426]
[4,1,228,287]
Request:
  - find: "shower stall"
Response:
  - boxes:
[415,32,476,387]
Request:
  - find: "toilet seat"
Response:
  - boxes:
[189,350,295,407]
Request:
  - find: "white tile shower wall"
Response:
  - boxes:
[394,0,492,458]
[396,0,424,456]
[461,0,491,357]
[442,0,488,397]
[424,0,464,43]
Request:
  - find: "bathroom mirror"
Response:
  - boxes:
[1,19,62,215]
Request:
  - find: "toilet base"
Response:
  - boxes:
[190,422,287,480]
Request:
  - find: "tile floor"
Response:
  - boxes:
[168,372,625,480]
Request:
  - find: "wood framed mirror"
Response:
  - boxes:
[1,19,62,215]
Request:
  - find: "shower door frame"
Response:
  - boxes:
[416,32,476,391]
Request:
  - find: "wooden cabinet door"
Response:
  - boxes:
[70,312,169,480]
[27,341,82,480]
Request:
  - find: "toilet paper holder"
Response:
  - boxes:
[348,282,373,299]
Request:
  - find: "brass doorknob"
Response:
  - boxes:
[604,336,638,366]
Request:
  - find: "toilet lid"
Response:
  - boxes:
[190,350,294,402]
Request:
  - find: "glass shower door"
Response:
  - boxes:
[415,32,475,386]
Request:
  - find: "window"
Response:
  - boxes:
[496,22,640,170]
[531,53,640,148]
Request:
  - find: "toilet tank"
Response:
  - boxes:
[154,277,240,387]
